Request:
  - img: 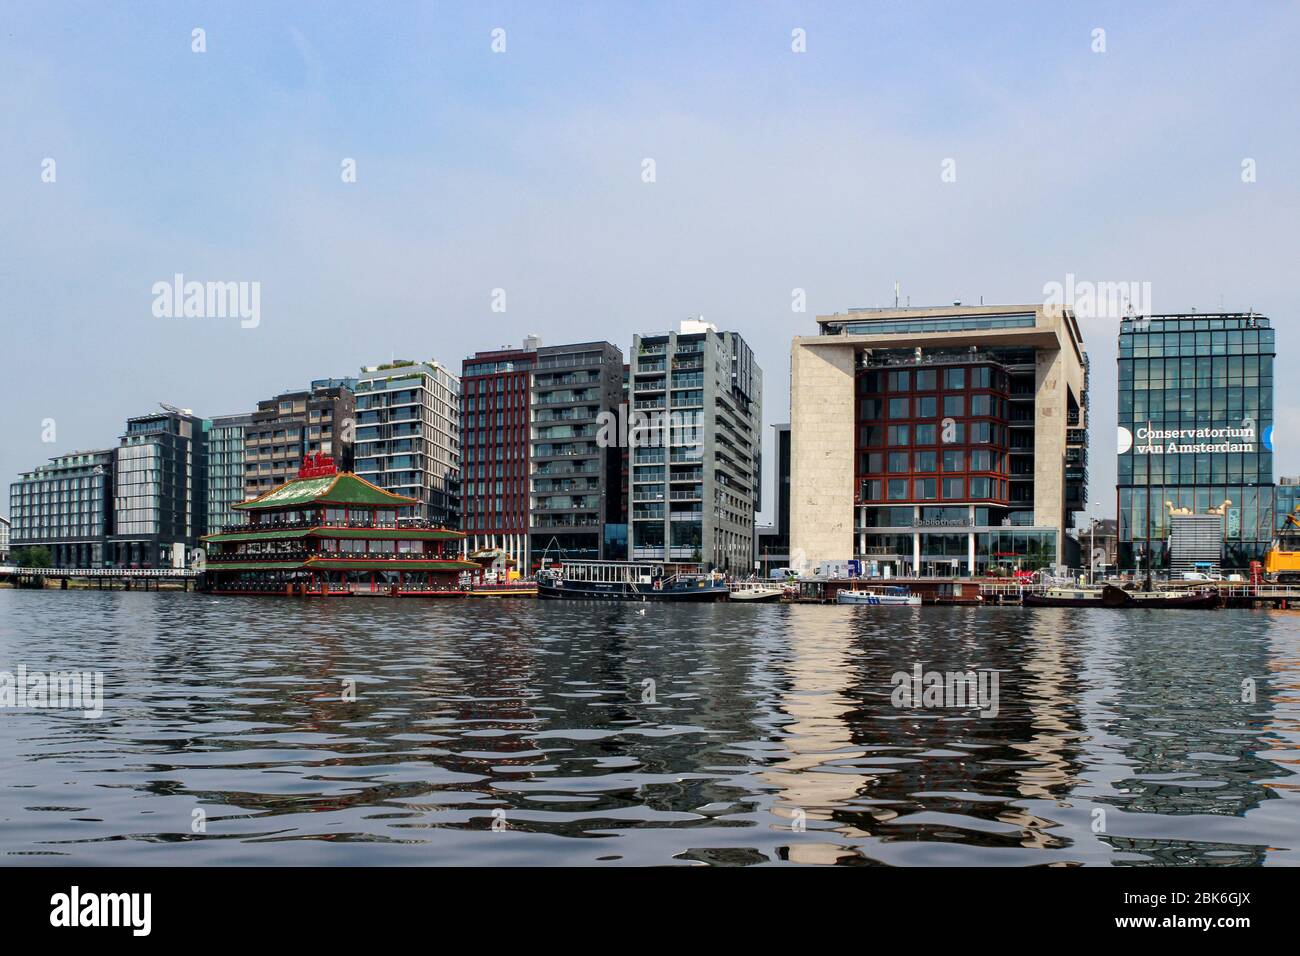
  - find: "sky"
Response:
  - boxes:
[2,1,1298,526]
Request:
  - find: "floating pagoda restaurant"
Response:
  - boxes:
[203,455,479,596]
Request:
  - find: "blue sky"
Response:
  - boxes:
[3,2,1298,523]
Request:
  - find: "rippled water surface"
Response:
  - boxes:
[1,591,1297,865]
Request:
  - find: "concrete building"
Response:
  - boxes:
[8,449,115,567]
[108,406,208,568]
[355,360,461,527]
[529,341,625,563]
[205,412,253,535]
[790,304,1088,575]
[1117,312,1275,571]
[0,515,9,563]
[243,382,356,500]
[628,320,763,573]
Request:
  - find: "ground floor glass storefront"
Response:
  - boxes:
[859,528,1058,576]
[1117,484,1276,570]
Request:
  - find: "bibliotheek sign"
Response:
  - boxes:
[1118,423,1270,456]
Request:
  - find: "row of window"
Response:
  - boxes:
[859,422,1005,447]
[858,365,1003,393]
[861,394,1006,420]
[861,448,1003,475]
[861,476,1009,502]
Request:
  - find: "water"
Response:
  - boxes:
[1,590,1297,866]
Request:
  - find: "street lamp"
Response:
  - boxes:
[1088,502,1099,586]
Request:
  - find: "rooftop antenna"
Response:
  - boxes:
[894,281,900,308]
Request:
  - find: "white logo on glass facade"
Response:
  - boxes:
[1121,422,1258,455]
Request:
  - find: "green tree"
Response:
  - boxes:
[15,546,53,569]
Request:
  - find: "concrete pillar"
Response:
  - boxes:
[789,339,857,572]
[968,532,976,575]
[912,533,921,575]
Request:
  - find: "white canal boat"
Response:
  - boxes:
[836,586,922,606]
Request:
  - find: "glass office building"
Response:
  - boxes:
[8,449,115,567]
[206,412,253,535]
[1117,313,1276,570]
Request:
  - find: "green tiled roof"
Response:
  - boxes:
[206,561,305,571]
[234,472,417,511]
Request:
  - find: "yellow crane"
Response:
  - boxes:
[1264,504,1300,583]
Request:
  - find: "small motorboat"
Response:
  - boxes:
[836,586,921,606]
[728,582,784,602]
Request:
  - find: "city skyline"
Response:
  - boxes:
[5,2,1300,524]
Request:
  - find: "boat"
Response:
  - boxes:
[1021,586,1105,607]
[536,560,729,602]
[1022,584,1218,608]
[1100,584,1219,608]
[728,581,784,602]
[835,585,922,606]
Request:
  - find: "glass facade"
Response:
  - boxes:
[107,410,207,568]
[1117,314,1276,570]
[8,450,114,567]
[206,413,252,535]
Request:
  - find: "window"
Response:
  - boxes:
[971,395,992,416]
[888,425,910,446]
[916,369,937,390]
[970,449,992,471]
[915,424,936,445]
[942,477,964,499]
[917,396,937,417]
[889,398,909,419]
[970,477,991,498]
[888,452,909,473]
[942,450,964,472]
[915,451,937,472]
[889,371,911,391]
[888,479,908,500]
[915,478,937,500]
[944,395,964,416]
[945,368,966,389]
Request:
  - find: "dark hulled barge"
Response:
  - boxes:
[536,560,729,601]
[203,456,479,596]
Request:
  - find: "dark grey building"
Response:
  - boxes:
[107,406,207,568]
[529,341,625,562]
[757,423,791,573]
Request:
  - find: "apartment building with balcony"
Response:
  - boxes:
[354,360,461,527]
[243,382,356,500]
[627,320,763,574]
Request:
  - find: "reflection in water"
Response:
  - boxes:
[0,591,1296,865]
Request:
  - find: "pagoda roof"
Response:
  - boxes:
[205,558,480,572]
[234,472,417,511]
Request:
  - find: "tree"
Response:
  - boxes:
[15,546,53,569]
